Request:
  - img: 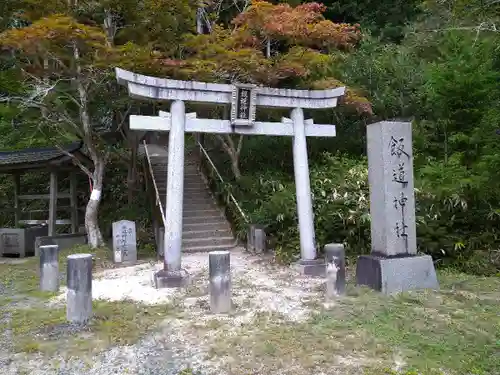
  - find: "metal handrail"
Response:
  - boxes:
[143,141,166,227]
[196,140,249,224]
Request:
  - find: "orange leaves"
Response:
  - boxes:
[232,1,362,50]
[0,15,107,56]
[312,78,373,115]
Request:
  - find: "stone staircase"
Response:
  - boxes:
[143,142,237,253]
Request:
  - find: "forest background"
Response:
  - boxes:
[0,0,499,275]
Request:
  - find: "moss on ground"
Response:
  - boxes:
[2,249,499,375]
[6,299,174,356]
[0,244,170,357]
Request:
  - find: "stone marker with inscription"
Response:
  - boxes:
[356,121,439,294]
[112,220,137,263]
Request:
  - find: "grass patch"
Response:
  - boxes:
[0,245,139,302]
[207,271,500,375]
[1,244,173,356]
[7,299,174,356]
[0,245,112,297]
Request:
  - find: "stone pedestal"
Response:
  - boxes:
[153,269,190,289]
[356,254,438,294]
[294,258,326,277]
[39,244,59,292]
[324,243,345,297]
[66,253,93,324]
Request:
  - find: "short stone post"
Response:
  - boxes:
[246,225,255,252]
[324,244,346,298]
[39,244,59,292]
[254,227,267,254]
[209,251,231,314]
[246,224,267,253]
[67,254,93,324]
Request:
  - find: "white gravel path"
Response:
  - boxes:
[2,248,327,375]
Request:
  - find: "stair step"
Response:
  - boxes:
[184,178,204,183]
[184,183,207,188]
[184,200,217,206]
[182,236,235,248]
[182,229,233,240]
[183,215,226,224]
[183,221,231,231]
[183,207,219,212]
[183,209,221,218]
[184,207,218,214]
[184,193,213,199]
[183,243,238,254]
[184,187,210,193]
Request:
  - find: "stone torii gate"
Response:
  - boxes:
[116,68,345,288]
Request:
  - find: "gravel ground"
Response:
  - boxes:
[1,248,327,375]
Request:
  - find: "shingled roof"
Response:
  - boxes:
[0,141,86,172]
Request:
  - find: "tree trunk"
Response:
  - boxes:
[127,141,137,204]
[231,159,242,180]
[73,39,105,248]
[85,159,106,248]
[216,134,244,181]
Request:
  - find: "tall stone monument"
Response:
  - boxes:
[356,121,439,294]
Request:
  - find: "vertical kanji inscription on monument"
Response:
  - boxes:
[367,122,417,256]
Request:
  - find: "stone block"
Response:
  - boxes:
[0,226,48,257]
[293,258,326,277]
[35,233,87,257]
[153,269,190,289]
[355,254,439,294]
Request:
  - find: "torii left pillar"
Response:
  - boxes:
[153,100,190,288]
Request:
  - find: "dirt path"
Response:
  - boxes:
[2,248,499,375]
[1,249,336,375]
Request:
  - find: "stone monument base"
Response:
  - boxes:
[356,254,439,294]
[293,259,326,277]
[153,269,190,289]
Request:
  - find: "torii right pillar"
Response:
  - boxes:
[356,121,439,294]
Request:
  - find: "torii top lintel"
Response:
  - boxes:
[115,68,346,110]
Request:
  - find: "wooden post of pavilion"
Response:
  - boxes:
[13,173,21,226]
[70,171,78,233]
[48,171,58,236]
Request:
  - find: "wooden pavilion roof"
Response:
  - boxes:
[0,141,89,173]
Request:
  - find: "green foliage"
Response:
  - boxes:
[99,154,153,248]
[1,0,500,276]
[323,0,421,42]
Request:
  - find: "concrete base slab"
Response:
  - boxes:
[293,259,326,277]
[356,254,439,294]
[153,269,190,289]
